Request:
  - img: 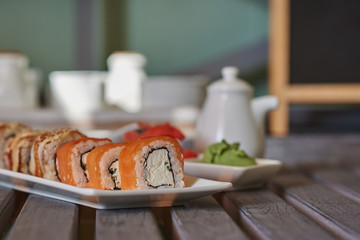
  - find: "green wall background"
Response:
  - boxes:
[125,0,268,75]
[0,0,268,96]
[0,0,76,72]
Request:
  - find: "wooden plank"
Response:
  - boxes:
[353,167,360,177]
[96,208,162,240]
[0,186,15,235]
[78,206,95,240]
[6,195,78,240]
[171,196,248,240]
[265,134,360,170]
[271,174,360,240]
[218,189,334,240]
[287,84,360,104]
[312,168,360,204]
[269,0,291,136]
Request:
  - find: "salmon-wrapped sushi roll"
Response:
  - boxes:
[86,142,127,190]
[119,136,185,190]
[56,137,112,187]
[0,122,31,169]
[29,128,86,180]
[5,130,46,173]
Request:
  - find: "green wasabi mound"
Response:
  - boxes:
[201,140,256,167]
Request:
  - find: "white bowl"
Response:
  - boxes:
[184,158,282,189]
[142,75,210,108]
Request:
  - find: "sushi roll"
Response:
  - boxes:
[29,128,86,181]
[86,142,127,190]
[56,137,112,187]
[0,122,31,169]
[5,130,46,173]
[119,136,185,190]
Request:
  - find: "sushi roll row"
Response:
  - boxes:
[56,135,185,190]
[0,122,185,190]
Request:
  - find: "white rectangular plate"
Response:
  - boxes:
[0,169,232,209]
[184,158,282,189]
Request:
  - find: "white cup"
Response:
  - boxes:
[49,71,106,116]
[0,52,28,108]
[142,75,210,109]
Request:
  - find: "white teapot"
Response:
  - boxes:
[194,66,279,158]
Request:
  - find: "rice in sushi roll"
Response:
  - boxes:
[119,136,185,190]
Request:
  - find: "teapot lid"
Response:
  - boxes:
[107,52,147,68]
[208,66,253,93]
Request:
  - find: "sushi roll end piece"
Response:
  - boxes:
[0,122,31,169]
[6,130,46,174]
[119,136,185,190]
[29,128,86,180]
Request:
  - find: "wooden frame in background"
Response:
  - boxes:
[269,0,360,137]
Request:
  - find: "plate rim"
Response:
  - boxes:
[0,168,232,198]
[184,158,282,170]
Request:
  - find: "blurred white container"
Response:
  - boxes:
[143,75,210,109]
[105,52,146,112]
[49,71,106,120]
[23,68,42,108]
[0,52,28,108]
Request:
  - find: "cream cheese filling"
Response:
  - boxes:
[144,148,174,188]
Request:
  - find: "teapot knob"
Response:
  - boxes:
[221,66,239,82]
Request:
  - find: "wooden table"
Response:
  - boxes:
[1,134,360,240]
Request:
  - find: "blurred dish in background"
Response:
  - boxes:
[49,71,107,121]
[23,68,42,108]
[143,75,210,109]
[82,122,139,143]
[0,51,41,108]
[105,52,147,113]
